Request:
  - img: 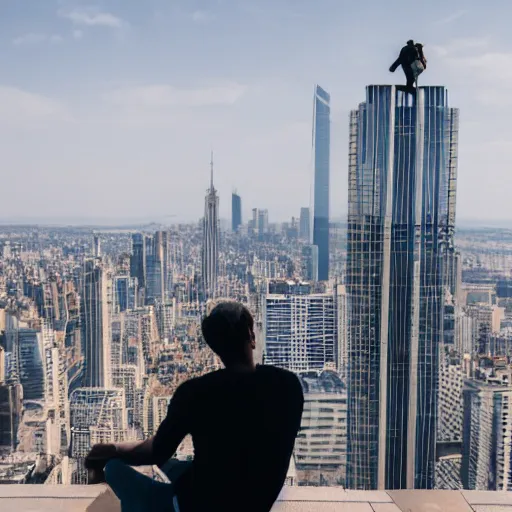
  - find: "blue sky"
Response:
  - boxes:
[0,0,510,224]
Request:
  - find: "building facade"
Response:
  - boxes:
[295,371,347,486]
[346,86,459,490]
[312,85,331,281]
[263,284,337,372]
[462,380,512,490]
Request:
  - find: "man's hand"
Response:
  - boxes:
[85,443,118,470]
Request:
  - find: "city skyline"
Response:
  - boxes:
[1,1,512,223]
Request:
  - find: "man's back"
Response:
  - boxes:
[155,365,304,512]
[399,43,418,66]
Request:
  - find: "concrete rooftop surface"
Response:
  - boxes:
[1,486,512,511]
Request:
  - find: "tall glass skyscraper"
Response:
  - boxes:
[232,192,242,232]
[81,259,112,388]
[346,86,459,490]
[312,85,331,281]
[202,154,220,299]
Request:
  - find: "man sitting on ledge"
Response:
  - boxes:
[85,301,304,512]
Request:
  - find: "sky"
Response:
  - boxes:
[1,0,511,225]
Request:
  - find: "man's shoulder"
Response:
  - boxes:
[257,365,303,391]
[176,369,225,391]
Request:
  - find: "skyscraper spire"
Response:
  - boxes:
[210,150,214,190]
[203,151,219,299]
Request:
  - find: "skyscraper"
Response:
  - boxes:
[232,192,242,232]
[258,209,269,240]
[145,231,169,305]
[312,85,330,281]
[299,207,311,241]
[346,86,459,490]
[202,153,220,299]
[130,234,146,289]
[81,259,111,388]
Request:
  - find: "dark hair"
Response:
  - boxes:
[407,39,414,45]
[201,301,254,361]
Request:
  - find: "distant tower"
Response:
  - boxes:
[258,209,269,240]
[202,153,220,299]
[312,85,331,281]
[232,192,242,232]
[81,259,111,388]
[145,231,168,305]
[299,207,311,241]
[130,234,146,289]
[93,235,101,258]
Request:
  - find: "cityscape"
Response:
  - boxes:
[2,77,512,493]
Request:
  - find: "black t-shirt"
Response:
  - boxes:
[152,365,304,512]
[399,44,419,67]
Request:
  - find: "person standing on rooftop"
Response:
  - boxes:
[85,300,304,512]
[389,39,426,93]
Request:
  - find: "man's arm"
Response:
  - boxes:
[85,437,158,469]
[115,437,157,466]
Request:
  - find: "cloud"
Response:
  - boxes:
[434,10,467,25]
[430,37,489,57]
[73,29,84,40]
[0,86,68,125]
[104,83,247,108]
[192,10,216,24]
[12,33,63,46]
[58,8,126,28]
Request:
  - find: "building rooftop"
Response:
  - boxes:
[1,486,512,511]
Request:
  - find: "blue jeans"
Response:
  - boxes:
[104,458,192,512]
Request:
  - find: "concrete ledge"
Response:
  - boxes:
[1,486,512,511]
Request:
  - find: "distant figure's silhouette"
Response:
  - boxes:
[390,39,427,93]
[85,301,304,512]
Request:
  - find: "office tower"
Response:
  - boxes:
[18,328,45,401]
[299,207,311,241]
[114,276,137,313]
[130,234,146,289]
[93,235,101,258]
[258,209,269,240]
[263,283,336,372]
[145,231,168,305]
[346,86,459,490]
[81,259,111,388]
[312,85,331,281]
[232,192,242,232]
[202,154,220,298]
[294,371,347,486]
[252,208,258,227]
[301,245,319,281]
[462,380,512,490]
[0,383,22,453]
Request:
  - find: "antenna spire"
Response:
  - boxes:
[210,150,214,190]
